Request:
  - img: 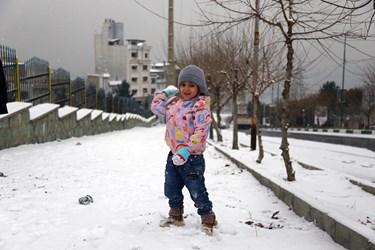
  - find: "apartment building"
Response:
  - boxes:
[93,18,153,104]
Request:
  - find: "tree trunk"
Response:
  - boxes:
[250,95,257,151]
[256,96,264,163]
[280,37,296,181]
[232,69,239,150]
[209,121,214,140]
[210,114,223,142]
[216,108,223,142]
[367,113,371,129]
[250,0,260,151]
[215,83,223,142]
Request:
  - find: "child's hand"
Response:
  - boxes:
[172,154,186,166]
[163,85,179,97]
[172,148,190,166]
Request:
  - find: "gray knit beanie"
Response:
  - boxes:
[178,65,207,95]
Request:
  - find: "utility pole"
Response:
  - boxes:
[168,0,176,86]
[250,0,260,151]
[340,35,347,128]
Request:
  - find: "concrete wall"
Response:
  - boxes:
[0,102,156,151]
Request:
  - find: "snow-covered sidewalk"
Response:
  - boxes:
[215,129,375,249]
[0,126,346,249]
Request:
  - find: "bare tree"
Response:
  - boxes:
[176,14,285,160]
[212,31,252,149]
[252,43,285,163]
[175,27,253,146]
[200,0,374,181]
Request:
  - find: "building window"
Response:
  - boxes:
[145,53,148,58]
[143,88,147,94]
[143,65,148,70]
[151,88,156,94]
[131,77,138,82]
[151,77,156,84]
[132,89,137,95]
[131,52,138,58]
[143,76,148,82]
[131,65,138,70]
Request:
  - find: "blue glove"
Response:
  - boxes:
[162,85,179,97]
[172,147,190,166]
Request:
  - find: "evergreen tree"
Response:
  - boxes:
[319,81,340,96]
[97,88,106,111]
[318,81,340,126]
[117,80,134,98]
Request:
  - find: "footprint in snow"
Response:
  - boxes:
[342,160,355,164]
[360,164,373,168]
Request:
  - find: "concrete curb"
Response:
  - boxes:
[349,179,375,196]
[209,142,375,250]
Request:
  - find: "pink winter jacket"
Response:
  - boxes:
[151,93,212,155]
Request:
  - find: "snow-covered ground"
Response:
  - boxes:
[218,129,375,244]
[0,125,374,250]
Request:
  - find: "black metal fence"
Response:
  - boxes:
[51,67,70,106]
[71,77,85,108]
[0,44,153,117]
[0,45,17,102]
[85,83,97,109]
[20,57,50,105]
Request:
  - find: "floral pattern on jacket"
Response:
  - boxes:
[151,93,212,155]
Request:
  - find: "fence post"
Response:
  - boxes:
[112,96,114,113]
[69,80,72,106]
[84,80,87,108]
[95,88,98,109]
[48,66,52,103]
[15,56,20,102]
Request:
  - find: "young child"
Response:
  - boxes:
[151,65,217,235]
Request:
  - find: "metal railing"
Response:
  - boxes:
[51,67,70,106]
[20,57,50,105]
[0,45,18,102]
[0,44,153,118]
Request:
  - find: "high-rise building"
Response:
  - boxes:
[93,18,153,104]
[94,18,126,82]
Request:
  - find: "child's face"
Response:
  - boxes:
[179,82,199,101]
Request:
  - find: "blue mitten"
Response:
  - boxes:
[172,147,190,166]
[163,85,179,97]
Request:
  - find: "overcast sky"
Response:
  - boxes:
[0,0,199,76]
[0,0,374,94]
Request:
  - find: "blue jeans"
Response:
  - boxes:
[164,151,213,216]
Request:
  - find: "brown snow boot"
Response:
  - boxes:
[160,207,185,227]
[201,212,218,236]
